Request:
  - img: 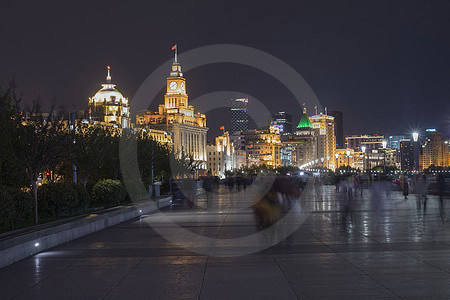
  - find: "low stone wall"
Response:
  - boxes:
[0,196,172,268]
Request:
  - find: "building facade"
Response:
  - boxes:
[88,66,130,128]
[329,110,344,149]
[282,106,316,168]
[230,98,249,132]
[244,127,282,167]
[271,111,292,135]
[135,54,208,166]
[206,131,235,178]
[310,113,336,170]
[346,134,385,151]
[419,132,450,170]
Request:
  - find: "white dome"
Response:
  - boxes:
[91,84,128,105]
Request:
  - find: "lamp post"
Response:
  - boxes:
[335,153,339,169]
[361,146,366,172]
[412,132,419,171]
[346,149,351,171]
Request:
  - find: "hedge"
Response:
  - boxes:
[91,179,127,207]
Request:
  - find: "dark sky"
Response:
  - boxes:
[1,0,449,139]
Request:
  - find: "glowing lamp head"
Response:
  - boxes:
[412,132,419,142]
[382,140,387,149]
[346,149,351,156]
[361,146,366,153]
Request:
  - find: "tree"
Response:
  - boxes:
[0,82,28,188]
[14,100,73,224]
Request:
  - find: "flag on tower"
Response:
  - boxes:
[171,44,177,50]
[220,126,225,130]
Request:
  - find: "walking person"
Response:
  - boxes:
[402,175,409,199]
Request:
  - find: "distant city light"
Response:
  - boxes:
[35,242,40,247]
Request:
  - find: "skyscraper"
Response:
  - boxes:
[329,111,343,149]
[400,139,414,171]
[310,113,336,170]
[230,98,249,132]
[271,111,292,135]
[419,131,450,170]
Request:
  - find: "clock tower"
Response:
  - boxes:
[164,58,188,109]
[139,45,208,167]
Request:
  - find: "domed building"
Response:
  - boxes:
[88,66,130,128]
[280,105,316,168]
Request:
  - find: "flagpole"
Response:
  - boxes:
[175,44,178,62]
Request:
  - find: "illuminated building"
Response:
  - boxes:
[400,139,414,171]
[419,132,450,170]
[281,106,316,167]
[88,66,130,128]
[245,126,281,167]
[335,148,357,169]
[136,48,208,166]
[389,135,406,150]
[346,134,384,151]
[206,131,235,178]
[230,98,249,132]
[310,112,336,170]
[329,110,344,149]
[138,128,173,145]
[271,111,292,135]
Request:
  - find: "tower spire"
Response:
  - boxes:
[106,66,111,83]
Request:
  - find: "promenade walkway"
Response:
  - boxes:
[2,184,450,299]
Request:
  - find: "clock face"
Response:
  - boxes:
[169,81,177,90]
[180,82,185,90]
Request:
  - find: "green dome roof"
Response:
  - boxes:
[297,108,312,129]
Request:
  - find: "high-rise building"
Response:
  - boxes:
[282,106,316,168]
[329,111,344,149]
[88,66,130,128]
[230,98,249,132]
[400,139,414,171]
[136,49,208,167]
[271,111,292,135]
[389,135,406,150]
[310,113,336,169]
[419,132,450,170]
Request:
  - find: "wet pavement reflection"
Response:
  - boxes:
[2,183,450,299]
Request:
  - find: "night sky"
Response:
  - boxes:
[1,0,449,139]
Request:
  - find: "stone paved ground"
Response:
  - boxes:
[2,183,450,299]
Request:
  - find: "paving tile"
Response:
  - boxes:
[1,186,450,299]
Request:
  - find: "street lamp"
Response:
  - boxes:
[412,132,419,171]
[346,149,351,169]
[361,146,366,172]
[382,140,387,149]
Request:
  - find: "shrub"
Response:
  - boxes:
[72,184,90,211]
[38,183,79,218]
[0,188,33,230]
[91,179,126,207]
